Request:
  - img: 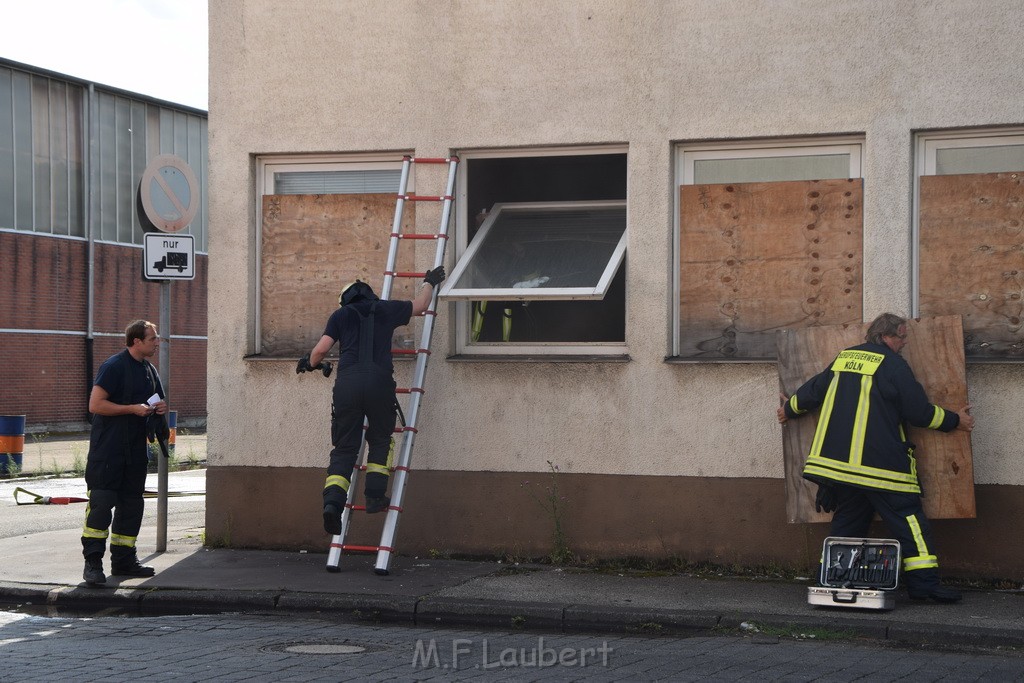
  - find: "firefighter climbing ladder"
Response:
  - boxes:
[326,155,458,575]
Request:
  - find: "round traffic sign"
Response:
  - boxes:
[138,154,199,232]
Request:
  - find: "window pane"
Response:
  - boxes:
[274,169,402,194]
[98,93,117,240]
[67,85,84,236]
[32,76,51,232]
[115,97,133,243]
[935,145,1024,175]
[0,68,14,228]
[49,81,69,234]
[13,71,33,230]
[453,206,626,290]
[693,154,850,184]
[130,101,148,242]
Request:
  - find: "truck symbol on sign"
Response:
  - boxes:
[153,251,189,273]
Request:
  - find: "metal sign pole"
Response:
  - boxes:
[157,279,170,552]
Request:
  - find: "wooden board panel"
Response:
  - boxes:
[919,173,1024,359]
[260,194,415,357]
[679,178,862,359]
[776,315,975,523]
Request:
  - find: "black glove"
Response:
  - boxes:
[296,353,315,374]
[320,360,333,378]
[146,412,169,445]
[423,266,446,287]
[815,483,838,514]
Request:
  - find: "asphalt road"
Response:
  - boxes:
[0,470,206,541]
[2,609,1024,682]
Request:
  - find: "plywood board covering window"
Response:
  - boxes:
[776,316,975,524]
[260,193,414,357]
[919,172,1024,359]
[679,178,863,359]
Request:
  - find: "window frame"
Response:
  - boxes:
[673,137,865,360]
[913,127,1024,317]
[440,199,627,302]
[254,153,411,354]
[450,144,629,358]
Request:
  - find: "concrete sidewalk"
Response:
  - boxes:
[8,431,206,476]
[0,487,1022,651]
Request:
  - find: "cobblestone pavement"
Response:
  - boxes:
[2,609,1023,682]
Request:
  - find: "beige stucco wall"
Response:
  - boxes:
[208,0,1024,489]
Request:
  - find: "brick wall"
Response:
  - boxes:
[0,231,207,431]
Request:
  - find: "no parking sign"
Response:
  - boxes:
[138,154,199,233]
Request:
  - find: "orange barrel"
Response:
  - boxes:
[168,410,177,458]
[0,415,26,476]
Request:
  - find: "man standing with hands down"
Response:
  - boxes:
[777,313,974,603]
[82,320,168,586]
[300,266,446,535]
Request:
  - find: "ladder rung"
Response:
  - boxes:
[408,156,458,164]
[385,270,431,278]
[396,387,425,394]
[392,426,418,434]
[400,194,452,202]
[392,348,430,355]
[391,232,448,240]
[341,544,383,553]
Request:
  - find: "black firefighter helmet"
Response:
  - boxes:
[339,279,379,307]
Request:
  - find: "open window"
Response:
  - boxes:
[446,148,627,356]
[915,129,1024,360]
[441,201,626,301]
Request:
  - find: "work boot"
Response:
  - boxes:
[110,553,156,578]
[364,495,390,514]
[83,555,106,586]
[323,503,342,535]
[908,584,962,603]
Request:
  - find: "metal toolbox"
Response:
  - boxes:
[807,536,901,611]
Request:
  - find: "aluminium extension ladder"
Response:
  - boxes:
[326,154,458,575]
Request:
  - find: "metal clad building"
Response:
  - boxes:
[0,57,208,433]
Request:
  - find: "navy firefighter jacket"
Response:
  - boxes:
[784,342,960,494]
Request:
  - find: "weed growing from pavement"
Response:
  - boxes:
[730,620,856,642]
[521,460,574,566]
[70,445,86,476]
[30,431,49,474]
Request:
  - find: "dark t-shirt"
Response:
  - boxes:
[323,300,413,374]
[87,350,163,484]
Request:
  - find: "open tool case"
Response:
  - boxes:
[807,536,901,611]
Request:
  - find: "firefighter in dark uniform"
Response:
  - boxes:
[82,320,168,586]
[777,313,974,603]
[302,267,445,535]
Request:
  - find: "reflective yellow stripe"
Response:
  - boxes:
[471,301,487,342]
[907,514,929,554]
[928,406,946,429]
[849,375,873,467]
[366,463,390,476]
[804,455,920,484]
[803,464,921,493]
[830,350,884,375]
[502,307,512,342]
[324,475,350,492]
[903,554,939,571]
[82,526,109,539]
[809,374,840,458]
[387,438,395,469]
[110,533,137,548]
[787,395,807,415]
